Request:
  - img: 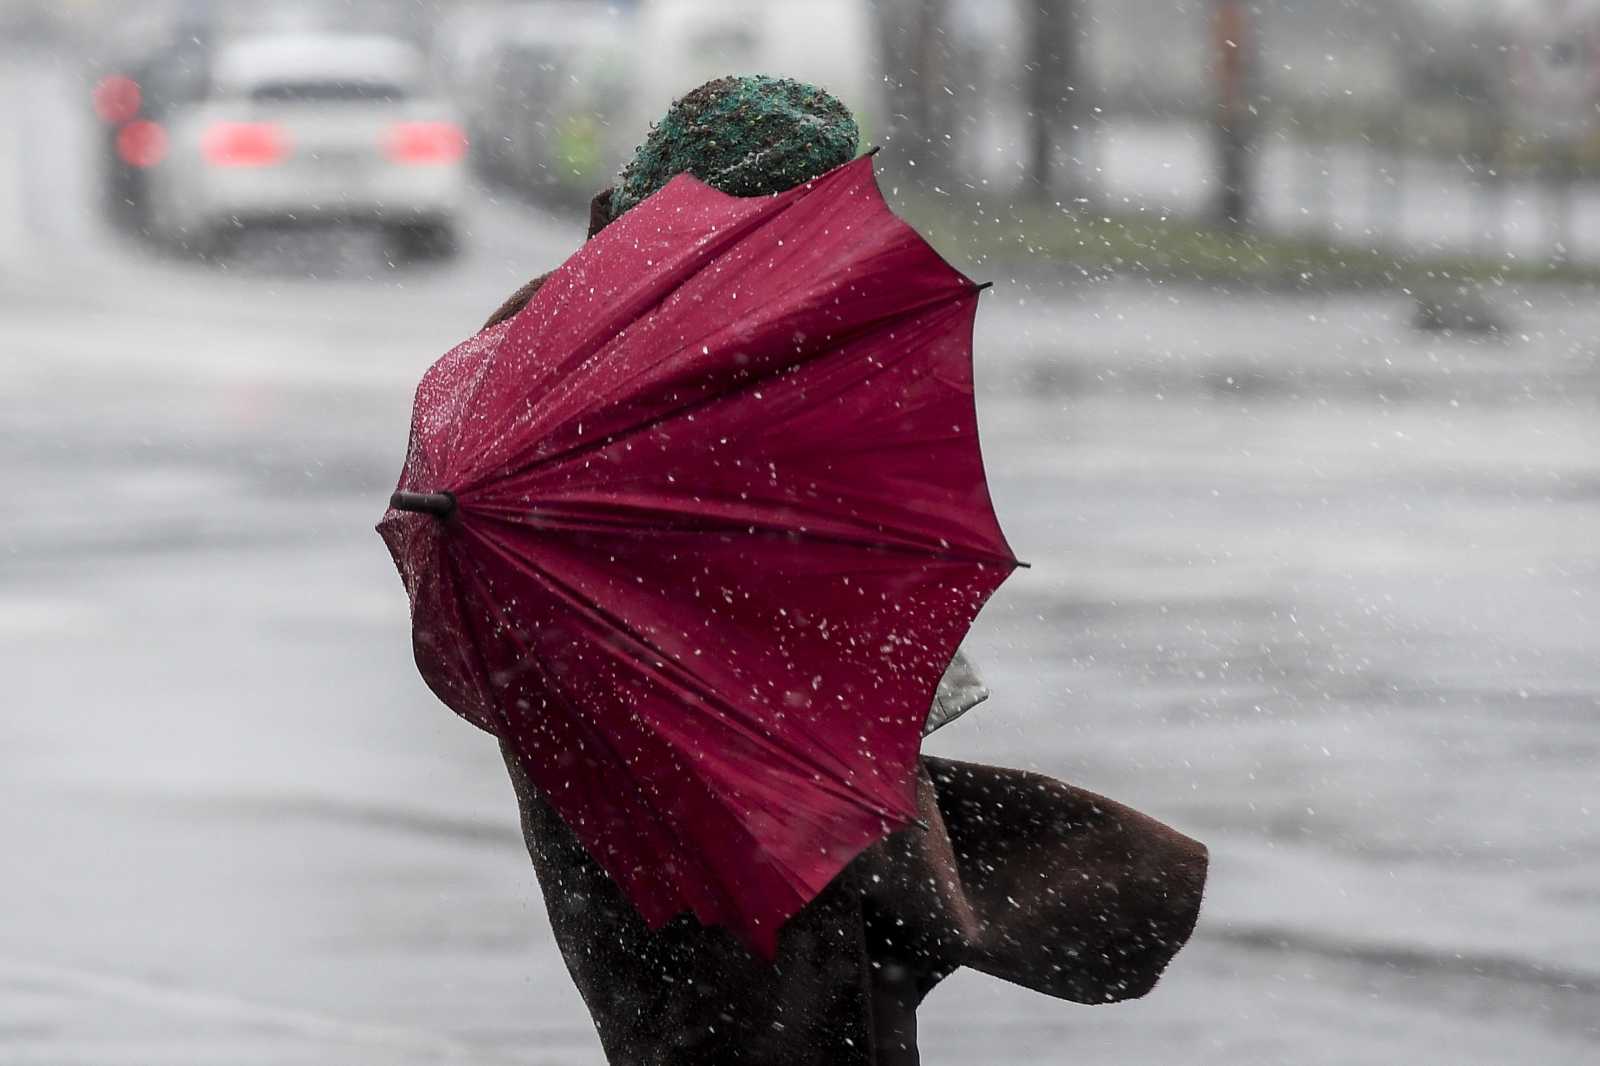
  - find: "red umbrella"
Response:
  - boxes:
[379,154,1017,957]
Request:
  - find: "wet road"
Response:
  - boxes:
[4,52,1599,1064]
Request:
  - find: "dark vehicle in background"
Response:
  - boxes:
[460,1,636,206]
[93,31,214,234]
[456,0,883,210]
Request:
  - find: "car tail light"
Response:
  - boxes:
[385,122,467,165]
[116,120,168,168]
[93,75,142,124]
[203,122,289,167]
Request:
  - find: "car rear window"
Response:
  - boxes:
[250,81,409,103]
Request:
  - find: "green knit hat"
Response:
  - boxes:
[609,75,860,220]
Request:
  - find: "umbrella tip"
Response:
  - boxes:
[863,145,882,158]
[390,490,458,519]
[975,281,995,293]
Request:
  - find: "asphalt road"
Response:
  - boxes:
[3,51,1598,1065]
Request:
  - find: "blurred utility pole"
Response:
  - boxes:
[1363,100,1404,246]
[1545,143,1579,266]
[867,0,956,185]
[1211,0,1256,230]
[1508,1,1598,265]
[1024,1,1080,204]
[1467,70,1508,258]
[910,0,953,180]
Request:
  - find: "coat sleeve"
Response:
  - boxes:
[481,273,551,331]
[479,188,617,331]
[916,757,1209,1004]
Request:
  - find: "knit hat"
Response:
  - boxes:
[608,74,860,220]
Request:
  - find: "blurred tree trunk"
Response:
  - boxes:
[1212,0,1256,230]
[868,0,955,184]
[1545,143,1577,265]
[912,0,952,179]
[1025,1,1080,204]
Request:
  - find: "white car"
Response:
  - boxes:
[143,33,467,256]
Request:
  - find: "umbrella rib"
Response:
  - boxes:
[460,530,888,912]
[500,294,1011,567]
[476,286,976,496]
[439,544,536,742]
[467,498,1016,570]
[459,204,799,477]
[487,182,883,473]
[440,326,510,481]
[451,552,727,919]
[463,521,910,824]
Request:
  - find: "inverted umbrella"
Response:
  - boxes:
[378,154,1017,957]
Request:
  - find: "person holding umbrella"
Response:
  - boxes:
[383,76,1207,1065]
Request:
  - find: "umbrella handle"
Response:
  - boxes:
[390,491,457,519]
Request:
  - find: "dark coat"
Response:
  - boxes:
[503,749,1207,1066]
[487,191,1208,1064]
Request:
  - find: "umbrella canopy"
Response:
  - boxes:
[378,154,1017,957]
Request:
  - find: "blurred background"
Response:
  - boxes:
[2,0,1596,1063]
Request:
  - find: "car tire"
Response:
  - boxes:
[394,221,459,261]
[185,220,235,262]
